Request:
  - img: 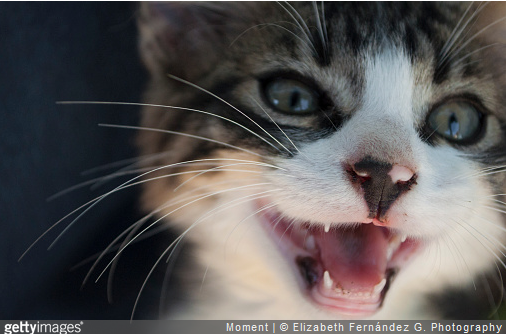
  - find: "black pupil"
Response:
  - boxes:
[448,113,460,138]
[290,90,301,109]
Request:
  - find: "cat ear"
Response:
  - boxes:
[138,2,250,80]
[474,2,506,86]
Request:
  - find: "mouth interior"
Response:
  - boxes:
[261,207,419,316]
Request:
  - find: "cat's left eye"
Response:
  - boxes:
[427,101,483,143]
[263,78,319,114]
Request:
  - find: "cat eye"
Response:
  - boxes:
[428,101,483,143]
[263,78,319,114]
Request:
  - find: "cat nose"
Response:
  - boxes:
[347,157,417,223]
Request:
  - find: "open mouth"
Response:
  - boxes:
[258,202,420,317]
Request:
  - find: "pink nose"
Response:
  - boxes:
[347,158,417,220]
[388,164,415,183]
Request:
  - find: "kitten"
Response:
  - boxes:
[132,2,506,319]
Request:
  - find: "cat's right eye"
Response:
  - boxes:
[263,78,319,115]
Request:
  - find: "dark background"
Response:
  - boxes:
[1,2,176,319]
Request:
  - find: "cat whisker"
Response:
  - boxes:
[450,42,502,68]
[473,168,506,178]
[320,1,329,55]
[105,215,147,303]
[58,101,281,155]
[230,202,281,256]
[249,96,306,157]
[319,108,339,132]
[95,183,273,284]
[230,21,312,56]
[438,2,486,66]
[453,164,506,180]
[100,123,263,158]
[312,1,329,63]
[88,152,175,190]
[276,1,319,58]
[169,190,280,260]
[81,178,264,282]
[454,201,506,234]
[71,223,167,272]
[418,123,442,143]
[131,234,183,321]
[80,151,171,176]
[128,187,277,321]
[439,1,476,62]
[425,236,443,280]
[159,236,186,318]
[485,193,506,197]
[454,219,506,270]
[198,265,210,296]
[21,157,277,261]
[166,75,292,156]
[47,166,167,202]
[479,271,505,319]
[443,219,482,288]
[482,204,506,218]
[83,160,253,189]
[164,192,280,291]
[489,198,506,207]
[173,161,284,192]
[444,11,506,69]
[83,181,257,287]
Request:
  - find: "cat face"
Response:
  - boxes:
[138,2,506,318]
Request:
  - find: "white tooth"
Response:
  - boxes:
[323,270,333,289]
[401,234,407,242]
[386,246,394,262]
[324,225,330,233]
[373,278,387,294]
[305,235,316,250]
[386,235,402,261]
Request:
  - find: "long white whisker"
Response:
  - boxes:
[166,75,290,155]
[277,1,318,57]
[453,164,506,180]
[95,183,272,283]
[58,101,282,154]
[80,178,262,277]
[230,22,311,52]
[445,11,506,67]
[81,152,168,176]
[199,265,210,295]
[455,219,506,270]
[231,203,279,255]
[158,236,185,317]
[250,96,306,157]
[312,1,328,61]
[439,1,482,63]
[451,42,501,67]
[21,158,275,261]
[173,161,280,192]
[127,185,274,321]
[47,166,165,202]
[100,123,263,158]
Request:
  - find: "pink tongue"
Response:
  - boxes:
[314,224,388,291]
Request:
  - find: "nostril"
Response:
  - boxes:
[388,164,416,185]
[346,164,371,184]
